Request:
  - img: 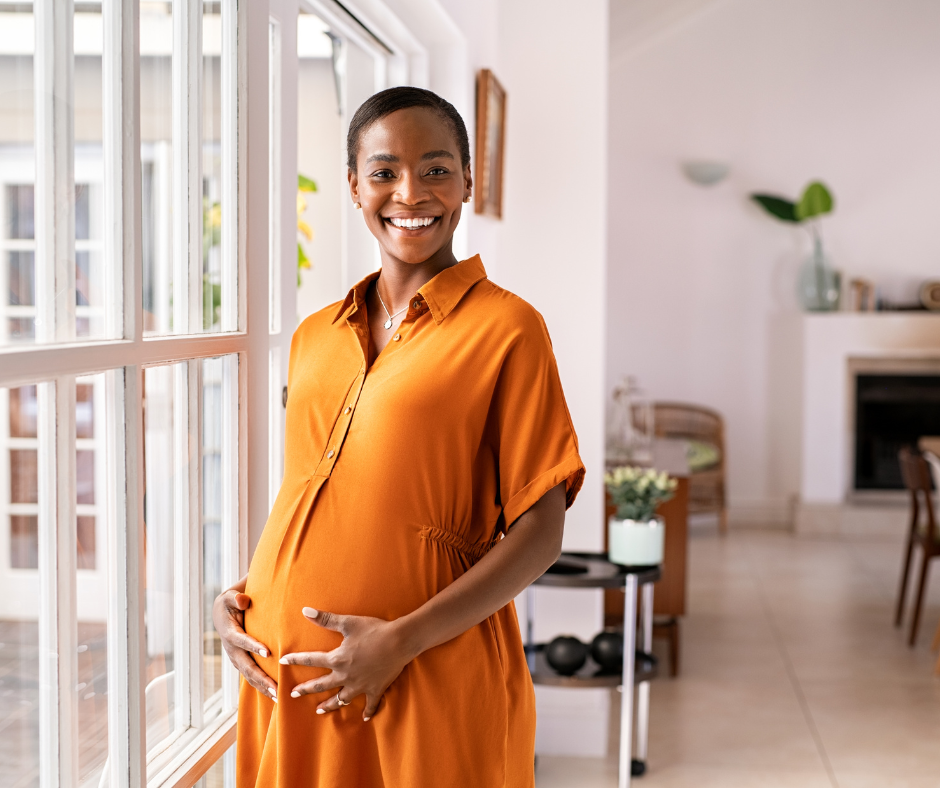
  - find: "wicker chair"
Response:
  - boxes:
[649,403,727,535]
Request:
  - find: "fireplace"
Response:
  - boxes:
[854,374,940,490]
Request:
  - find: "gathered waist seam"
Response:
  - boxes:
[419,525,496,563]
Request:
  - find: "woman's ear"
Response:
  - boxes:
[348,168,360,206]
[463,165,473,203]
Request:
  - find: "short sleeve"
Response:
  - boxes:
[493,307,585,527]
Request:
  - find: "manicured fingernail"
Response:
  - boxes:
[291,691,301,698]
[302,607,319,619]
[279,657,288,664]
[363,716,371,722]
[259,649,268,658]
[271,695,278,703]
[316,708,325,715]
[268,688,277,699]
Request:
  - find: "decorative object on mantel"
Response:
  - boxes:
[848,278,876,312]
[605,466,676,566]
[544,635,589,676]
[919,280,940,311]
[751,181,840,312]
[681,160,730,186]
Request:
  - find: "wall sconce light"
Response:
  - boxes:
[681,160,730,186]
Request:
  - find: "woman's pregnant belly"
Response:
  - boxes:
[242,477,472,680]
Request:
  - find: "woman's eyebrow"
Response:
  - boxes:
[365,153,398,164]
[422,150,455,161]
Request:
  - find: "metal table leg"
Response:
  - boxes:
[619,574,638,788]
[635,582,654,769]
[526,585,535,672]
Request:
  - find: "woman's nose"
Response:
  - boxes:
[394,171,429,205]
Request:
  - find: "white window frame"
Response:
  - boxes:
[0,0,251,786]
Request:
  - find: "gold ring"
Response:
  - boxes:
[336,695,348,707]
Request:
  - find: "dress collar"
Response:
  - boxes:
[332,255,487,325]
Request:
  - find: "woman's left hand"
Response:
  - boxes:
[279,607,414,721]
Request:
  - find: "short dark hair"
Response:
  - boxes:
[346,86,471,173]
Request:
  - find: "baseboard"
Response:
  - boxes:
[794,502,908,537]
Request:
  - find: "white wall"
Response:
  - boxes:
[607,0,940,524]
[432,0,613,757]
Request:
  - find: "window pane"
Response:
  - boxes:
[142,1,235,336]
[75,372,111,783]
[75,4,107,340]
[0,383,44,782]
[0,2,36,346]
[203,1,224,333]
[143,363,182,757]
[140,1,174,335]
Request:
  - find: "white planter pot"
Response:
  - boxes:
[608,517,665,567]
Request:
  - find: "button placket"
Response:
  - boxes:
[314,369,366,477]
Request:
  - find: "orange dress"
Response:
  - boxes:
[238,256,584,787]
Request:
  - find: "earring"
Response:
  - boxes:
[354,202,361,209]
[463,196,471,204]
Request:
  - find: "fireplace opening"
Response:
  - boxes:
[854,374,940,490]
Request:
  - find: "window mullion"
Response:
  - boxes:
[37,377,79,787]
[108,366,146,785]
[34,0,75,343]
[103,0,139,343]
[172,0,202,335]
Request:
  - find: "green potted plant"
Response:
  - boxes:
[604,466,676,566]
[751,181,839,312]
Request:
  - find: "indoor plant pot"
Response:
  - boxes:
[608,516,665,567]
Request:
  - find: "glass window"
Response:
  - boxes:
[0,0,259,783]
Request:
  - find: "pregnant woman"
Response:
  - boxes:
[213,86,584,787]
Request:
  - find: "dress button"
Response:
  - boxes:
[393,334,401,341]
[344,406,351,414]
[327,450,335,458]
[413,300,420,309]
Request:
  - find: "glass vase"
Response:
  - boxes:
[799,235,840,312]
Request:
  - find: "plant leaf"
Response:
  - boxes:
[795,181,833,220]
[750,194,799,223]
[298,173,318,192]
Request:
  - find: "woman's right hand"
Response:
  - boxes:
[213,588,279,702]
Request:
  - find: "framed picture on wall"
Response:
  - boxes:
[474,69,506,219]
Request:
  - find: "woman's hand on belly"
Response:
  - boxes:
[279,607,416,721]
[213,584,279,702]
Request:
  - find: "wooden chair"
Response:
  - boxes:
[649,403,727,535]
[895,448,940,646]
[920,450,940,672]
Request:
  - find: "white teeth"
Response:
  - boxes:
[389,217,435,228]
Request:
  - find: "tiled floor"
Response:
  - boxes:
[536,529,940,788]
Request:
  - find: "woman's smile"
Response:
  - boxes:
[383,214,442,235]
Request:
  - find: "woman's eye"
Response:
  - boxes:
[371,170,394,179]
[427,167,448,176]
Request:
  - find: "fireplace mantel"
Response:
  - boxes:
[796,313,940,533]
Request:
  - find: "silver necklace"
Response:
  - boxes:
[375,284,408,330]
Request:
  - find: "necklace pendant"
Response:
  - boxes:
[383,318,392,330]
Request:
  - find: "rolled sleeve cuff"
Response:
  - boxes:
[503,453,586,528]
